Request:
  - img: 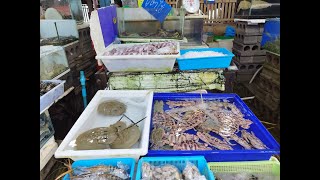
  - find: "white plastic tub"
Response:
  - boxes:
[55,90,154,161]
[40,80,65,113]
[95,42,180,72]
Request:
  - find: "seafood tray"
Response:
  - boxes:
[40,80,65,113]
[147,93,280,162]
[55,90,154,161]
[95,42,180,72]
[136,156,215,180]
[63,158,136,180]
[176,48,234,70]
[208,156,280,180]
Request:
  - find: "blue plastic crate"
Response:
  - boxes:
[147,93,280,162]
[63,158,136,180]
[177,48,234,70]
[136,156,215,180]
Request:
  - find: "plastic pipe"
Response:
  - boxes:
[80,71,87,109]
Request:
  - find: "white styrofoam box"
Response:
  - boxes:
[40,80,65,113]
[40,45,70,80]
[55,90,154,161]
[40,136,58,171]
[40,20,79,39]
[95,42,180,72]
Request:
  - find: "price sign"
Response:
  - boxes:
[142,0,172,23]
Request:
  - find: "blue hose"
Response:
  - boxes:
[80,71,87,109]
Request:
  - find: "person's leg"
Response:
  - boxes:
[86,0,94,17]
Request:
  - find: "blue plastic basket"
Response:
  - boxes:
[147,93,280,162]
[62,158,136,180]
[177,48,234,70]
[136,156,215,180]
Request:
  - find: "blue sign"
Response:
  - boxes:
[142,0,172,23]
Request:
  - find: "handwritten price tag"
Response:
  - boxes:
[142,0,172,23]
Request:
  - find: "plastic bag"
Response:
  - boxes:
[183,162,207,180]
[110,162,130,179]
[141,162,182,180]
[225,25,235,37]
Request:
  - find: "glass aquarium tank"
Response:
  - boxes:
[235,0,280,19]
[40,46,70,80]
[40,0,84,24]
[182,14,206,45]
[40,111,55,149]
[117,8,185,40]
[40,19,79,46]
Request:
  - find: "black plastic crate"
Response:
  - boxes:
[63,41,81,64]
[236,71,255,82]
[80,39,93,54]
[59,71,74,90]
[223,69,236,93]
[78,25,91,43]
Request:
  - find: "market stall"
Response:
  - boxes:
[40,0,280,179]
